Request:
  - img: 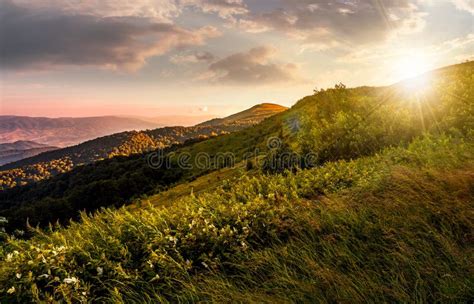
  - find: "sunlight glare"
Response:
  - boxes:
[395,54,431,79]
[394,53,433,92]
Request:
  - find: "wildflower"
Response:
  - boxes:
[38,274,49,279]
[96,267,103,276]
[149,274,160,282]
[6,253,13,262]
[15,273,21,279]
[63,277,78,284]
[147,260,154,268]
[7,286,15,294]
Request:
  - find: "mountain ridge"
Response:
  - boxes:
[0,115,161,147]
[0,103,287,188]
[0,141,58,166]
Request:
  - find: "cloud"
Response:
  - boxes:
[198,46,303,85]
[170,51,216,64]
[436,33,474,53]
[11,0,248,21]
[11,0,182,22]
[238,0,427,50]
[0,1,220,71]
[339,33,474,64]
[183,0,248,19]
[451,0,474,14]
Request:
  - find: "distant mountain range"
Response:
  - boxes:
[0,141,58,166]
[0,103,287,189]
[0,116,161,147]
[130,114,217,127]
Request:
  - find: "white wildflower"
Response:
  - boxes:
[15,273,21,279]
[147,260,154,268]
[7,286,15,294]
[63,277,78,284]
[6,253,13,262]
[149,274,160,282]
[96,267,103,276]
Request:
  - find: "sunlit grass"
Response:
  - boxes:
[0,135,473,302]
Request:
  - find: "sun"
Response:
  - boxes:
[394,53,432,81]
[392,52,434,92]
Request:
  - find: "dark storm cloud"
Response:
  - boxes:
[0,1,219,71]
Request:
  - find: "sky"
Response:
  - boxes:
[0,0,473,118]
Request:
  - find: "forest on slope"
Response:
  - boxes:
[0,104,286,190]
[0,61,472,302]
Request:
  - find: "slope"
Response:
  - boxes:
[0,135,472,303]
[0,61,472,232]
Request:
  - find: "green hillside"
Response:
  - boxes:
[0,61,473,302]
[1,136,472,303]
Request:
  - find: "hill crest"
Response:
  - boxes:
[198,103,288,127]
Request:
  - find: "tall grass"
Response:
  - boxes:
[0,135,473,302]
